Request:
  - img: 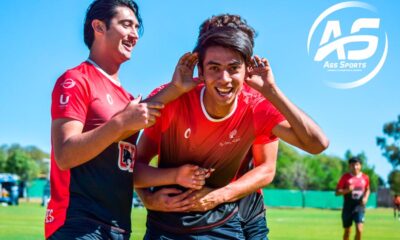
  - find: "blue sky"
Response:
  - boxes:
[0,0,398,182]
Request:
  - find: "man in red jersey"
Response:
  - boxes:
[136,14,329,239]
[46,1,208,239]
[394,194,400,220]
[336,157,370,240]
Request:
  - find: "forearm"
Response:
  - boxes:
[134,163,177,188]
[335,188,351,196]
[53,118,133,170]
[212,164,275,203]
[363,189,370,202]
[264,85,329,154]
[135,188,154,209]
[144,84,184,105]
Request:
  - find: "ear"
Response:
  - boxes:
[92,19,106,34]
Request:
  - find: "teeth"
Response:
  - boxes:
[217,88,232,93]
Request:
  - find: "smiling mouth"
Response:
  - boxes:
[122,40,135,51]
[215,87,233,97]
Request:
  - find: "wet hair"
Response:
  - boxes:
[348,157,362,164]
[84,0,143,49]
[194,14,256,68]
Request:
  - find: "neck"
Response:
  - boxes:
[203,90,235,119]
[89,50,121,82]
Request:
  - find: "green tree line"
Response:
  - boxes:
[270,142,383,192]
[0,144,49,182]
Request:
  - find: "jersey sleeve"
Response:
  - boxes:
[51,70,90,123]
[364,174,370,189]
[252,98,286,144]
[336,174,347,190]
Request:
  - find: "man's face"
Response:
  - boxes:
[349,162,362,175]
[103,6,139,63]
[200,46,246,116]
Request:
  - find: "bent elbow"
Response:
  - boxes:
[54,153,72,171]
[307,138,330,155]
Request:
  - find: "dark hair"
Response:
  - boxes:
[84,0,143,49]
[194,14,255,68]
[198,14,256,46]
[194,27,253,67]
[348,157,362,164]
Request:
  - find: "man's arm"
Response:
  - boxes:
[245,56,329,154]
[134,131,204,211]
[362,178,370,205]
[52,97,163,170]
[335,185,353,196]
[185,140,278,212]
[143,52,200,105]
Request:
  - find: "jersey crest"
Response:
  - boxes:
[118,141,136,172]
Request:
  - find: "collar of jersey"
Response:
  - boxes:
[350,172,362,178]
[200,86,238,122]
[86,59,121,87]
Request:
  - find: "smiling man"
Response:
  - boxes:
[136,14,329,239]
[336,157,370,240]
[45,0,206,239]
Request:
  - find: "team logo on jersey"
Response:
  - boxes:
[59,94,70,105]
[184,128,191,139]
[307,1,388,89]
[220,129,241,147]
[229,129,237,139]
[106,94,113,105]
[118,141,136,172]
[61,78,76,89]
[45,209,55,223]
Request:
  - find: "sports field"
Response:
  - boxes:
[0,202,398,239]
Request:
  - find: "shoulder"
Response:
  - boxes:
[55,62,90,88]
[362,173,370,180]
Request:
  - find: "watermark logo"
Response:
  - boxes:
[307,1,388,89]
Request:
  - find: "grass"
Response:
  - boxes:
[0,202,398,239]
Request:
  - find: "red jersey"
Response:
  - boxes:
[337,172,370,210]
[143,84,285,233]
[45,60,137,238]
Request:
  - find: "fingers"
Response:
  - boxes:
[179,52,198,69]
[145,102,164,110]
[131,95,142,104]
[251,56,269,68]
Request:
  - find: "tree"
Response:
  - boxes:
[0,145,7,172]
[5,149,40,182]
[388,170,400,194]
[377,115,400,168]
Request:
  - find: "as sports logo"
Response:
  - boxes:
[307,1,388,89]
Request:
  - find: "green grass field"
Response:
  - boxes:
[0,202,398,239]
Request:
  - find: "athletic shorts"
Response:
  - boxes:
[239,211,269,240]
[143,212,245,240]
[47,218,130,240]
[342,207,365,228]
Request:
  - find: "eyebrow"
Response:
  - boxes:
[205,60,243,66]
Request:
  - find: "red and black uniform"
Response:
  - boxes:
[45,60,137,239]
[143,84,284,235]
[336,173,370,227]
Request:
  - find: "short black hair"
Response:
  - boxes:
[84,0,143,49]
[194,27,254,69]
[348,157,362,164]
[194,14,255,68]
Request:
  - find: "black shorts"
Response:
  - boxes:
[48,218,130,240]
[342,207,365,228]
[239,211,269,240]
[143,212,245,240]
